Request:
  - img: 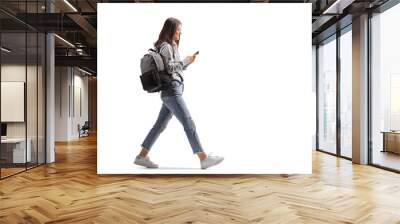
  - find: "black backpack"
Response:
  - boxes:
[140,47,170,93]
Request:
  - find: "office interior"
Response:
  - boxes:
[0,0,97,179]
[0,0,400,223]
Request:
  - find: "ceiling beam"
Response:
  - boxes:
[322,0,356,14]
[312,15,335,33]
[55,55,96,70]
[67,13,97,40]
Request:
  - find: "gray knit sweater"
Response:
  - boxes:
[159,42,190,96]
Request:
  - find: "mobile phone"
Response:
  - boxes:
[193,51,199,56]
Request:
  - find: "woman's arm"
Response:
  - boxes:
[160,43,189,74]
[182,56,190,70]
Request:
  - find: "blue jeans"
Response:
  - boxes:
[141,93,204,154]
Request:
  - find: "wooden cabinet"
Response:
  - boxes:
[382,131,400,154]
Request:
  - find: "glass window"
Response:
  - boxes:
[340,28,352,158]
[0,1,46,179]
[371,3,400,171]
[318,36,337,154]
[1,31,28,178]
[312,45,317,150]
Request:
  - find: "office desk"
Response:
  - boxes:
[1,138,32,163]
[381,131,400,154]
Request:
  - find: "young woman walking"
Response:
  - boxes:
[135,17,224,169]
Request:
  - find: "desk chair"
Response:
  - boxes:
[78,121,90,138]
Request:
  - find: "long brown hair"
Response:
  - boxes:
[154,17,182,49]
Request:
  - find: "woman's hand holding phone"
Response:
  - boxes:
[185,51,199,65]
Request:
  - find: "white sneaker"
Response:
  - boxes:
[200,153,224,169]
[134,155,159,168]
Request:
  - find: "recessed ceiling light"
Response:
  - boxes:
[54,34,75,48]
[1,47,11,53]
[63,0,78,12]
[78,67,93,76]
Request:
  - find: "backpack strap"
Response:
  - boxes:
[156,43,169,73]
[148,49,165,72]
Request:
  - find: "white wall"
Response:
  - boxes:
[71,71,89,138]
[55,66,89,141]
[1,65,26,130]
[1,65,41,138]
[98,3,312,174]
[55,66,69,141]
[1,64,46,164]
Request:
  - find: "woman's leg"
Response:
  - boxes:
[161,95,204,154]
[140,103,173,156]
[161,95,224,168]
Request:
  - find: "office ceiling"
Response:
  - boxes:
[0,0,394,75]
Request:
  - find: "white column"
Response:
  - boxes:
[352,14,369,164]
[46,0,55,163]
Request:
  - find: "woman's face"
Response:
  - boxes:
[173,24,182,42]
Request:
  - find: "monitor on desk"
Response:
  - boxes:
[1,123,7,138]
